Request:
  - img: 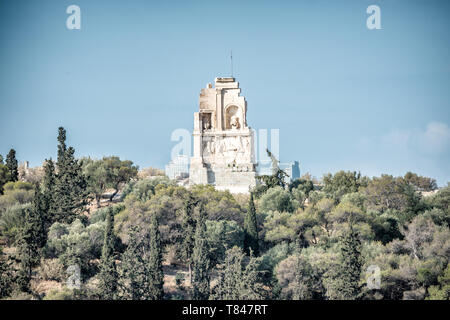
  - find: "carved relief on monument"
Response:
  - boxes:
[201,135,252,164]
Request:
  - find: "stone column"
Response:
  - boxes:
[216,89,223,131]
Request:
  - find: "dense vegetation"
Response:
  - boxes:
[0,128,449,300]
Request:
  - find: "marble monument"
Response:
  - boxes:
[189,77,257,193]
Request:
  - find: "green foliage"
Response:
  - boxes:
[212,246,263,299]
[0,246,14,298]
[89,203,124,225]
[45,219,105,277]
[98,208,118,299]
[179,194,197,278]
[5,149,18,182]
[147,213,164,300]
[259,186,296,213]
[0,163,10,195]
[53,127,88,224]
[427,265,450,300]
[206,219,244,267]
[118,222,163,300]
[17,206,44,292]
[121,176,174,202]
[276,252,324,300]
[192,204,211,300]
[322,170,367,203]
[191,184,245,223]
[326,227,363,300]
[244,192,259,255]
[259,242,293,290]
[119,226,147,299]
[263,211,296,244]
[0,181,34,214]
[83,156,138,205]
[82,158,109,207]
[404,172,438,191]
[428,185,450,214]
[364,175,412,214]
[0,203,30,245]
[289,178,314,196]
[0,129,447,301]
[44,287,76,300]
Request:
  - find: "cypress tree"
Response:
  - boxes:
[0,246,13,298]
[0,154,3,164]
[17,207,42,292]
[5,148,18,182]
[98,207,118,299]
[213,247,262,300]
[181,194,197,283]
[335,226,363,300]
[57,127,67,169]
[147,213,164,300]
[120,226,143,299]
[191,203,210,300]
[31,186,48,248]
[53,128,87,223]
[41,159,56,226]
[244,192,259,256]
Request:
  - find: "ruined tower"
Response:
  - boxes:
[189,77,257,193]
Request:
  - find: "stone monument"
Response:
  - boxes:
[189,77,257,193]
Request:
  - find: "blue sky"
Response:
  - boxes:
[0,0,449,185]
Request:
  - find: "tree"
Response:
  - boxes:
[259,186,295,213]
[6,148,18,182]
[404,172,438,192]
[103,156,138,202]
[119,226,147,300]
[0,163,10,195]
[147,213,164,300]
[291,241,323,300]
[180,194,197,283]
[364,175,411,213]
[212,246,263,299]
[322,170,367,203]
[98,207,118,300]
[0,154,3,164]
[41,159,56,226]
[254,149,288,197]
[427,265,450,300]
[328,226,363,300]
[119,222,163,300]
[191,203,211,300]
[31,185,49,248]
[83,156,138,206]
[0,246,13,298]
[289,178,314,196]
[275,245,324,300]
[82,158,109,207]
[17,206,43,292]
[53,127,88,223]
[244,192,259,256]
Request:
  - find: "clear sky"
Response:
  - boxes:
[0,0,449,185]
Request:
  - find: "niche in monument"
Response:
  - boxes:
[201,112,212,131]
[225,105,241,130]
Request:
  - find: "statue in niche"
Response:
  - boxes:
[230,115,240,130]
[203,118,211,131]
